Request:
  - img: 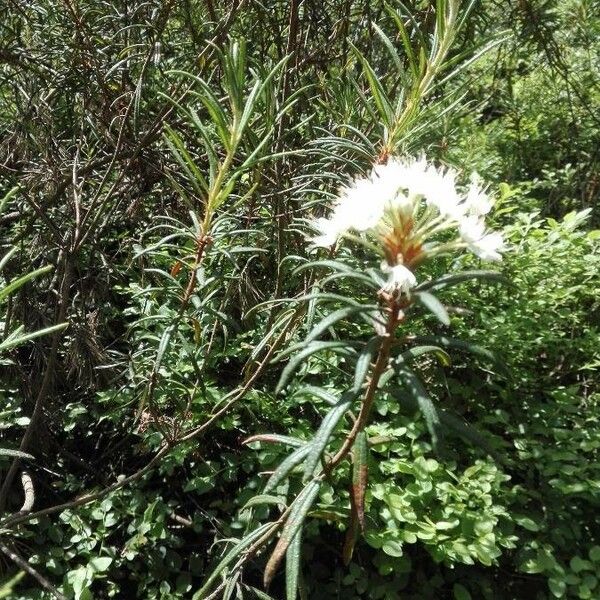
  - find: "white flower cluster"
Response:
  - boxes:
[311,156,505,295]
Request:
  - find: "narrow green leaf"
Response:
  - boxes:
[397,369,442,452]
[435,36,507,89]
[264,480,320,589]
[194,523,274,599]
[351,431,368,532]
[276,341,356,394]
[163,125,209,197]
[302,392,355,481]
[242,587,277,600]
[0,448,35,460]
[305,283,320,332]
[274,340,355,365]
[243,434,306,448]
[0,322,68,352]
[264,446,311,494]
[350,43,394,126]
[0,247,17,272]
[385,4,418,79]
[352,337,380,393]
[286,530,302,600]
[222,572,239,600]
[189,108,219,181]
[195,81,232,150]
[398,345,451,366]
[0,186,19,214]
[305,306,374,343]
[415,291,450,325]
[372,23,404,72]
[153,322,177,374]
[411,335,507,375]
[0,265,52,304]
[293,386,339,406]
[242,495,286,511]
[236,78,262,142]
[416,270,508,292]
[342,507,360,566]
[386,386,500,459]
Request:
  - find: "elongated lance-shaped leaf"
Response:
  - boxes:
[264,445,311,495]
[188,107,219,179]
[243,292,363,322]
[398,369,442,453]
[242,587,277,600]
[248,309,296,363]
[0,322,68,353]
[192,78,232,150]
[223,570,240,600]
[385,2,421,80]
[0,186,19,214]
[153,321,178,376]
[342,430,369,565]
[352,337,381,393]
[350,43,394,126]
[386,386,501,459]
[305,282,320,333]
[397,345,451,366]
[285,529,302,600]
[274,340,356,365]
[303,392,356,481]
[232,56,290,151]
[263,480,320,589]
[294,260,379,290]
[305,305,376,343]
[372,23,403,72]
[293,386,339,406]
[234,79,262,144]
[0,247,17,272]
[319,270,381,290]
[276,341,357,394]
[194,523,274,599]
[163,125,209,198]
[242,494,286,511]
[243,434,306,448]
[416,270,508,292]
[0,448,34,460]
[351,431,368,532]
[415,291,450,325]
[410,335,508,375]
[0,265,52,304]
[433,36,507,90]
[342,503,360,566]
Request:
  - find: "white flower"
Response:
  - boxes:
[464,173,493,216]
[311,216,346,247]
[459,215,486,244]
[459,215,504,261]
[373,157,421,197]
[310,154,505,267]
[338,178,386,231]
[310,177,386,247]
[468,231,505,262]
[421,165,464,219]
[382,262,417,295]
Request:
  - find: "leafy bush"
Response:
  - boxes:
[0,1,598,599]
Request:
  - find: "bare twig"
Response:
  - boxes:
[0,539,67,600]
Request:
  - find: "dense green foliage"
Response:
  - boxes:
[0,1,598,599]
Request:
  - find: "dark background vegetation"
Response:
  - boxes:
[0,0,598,598]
